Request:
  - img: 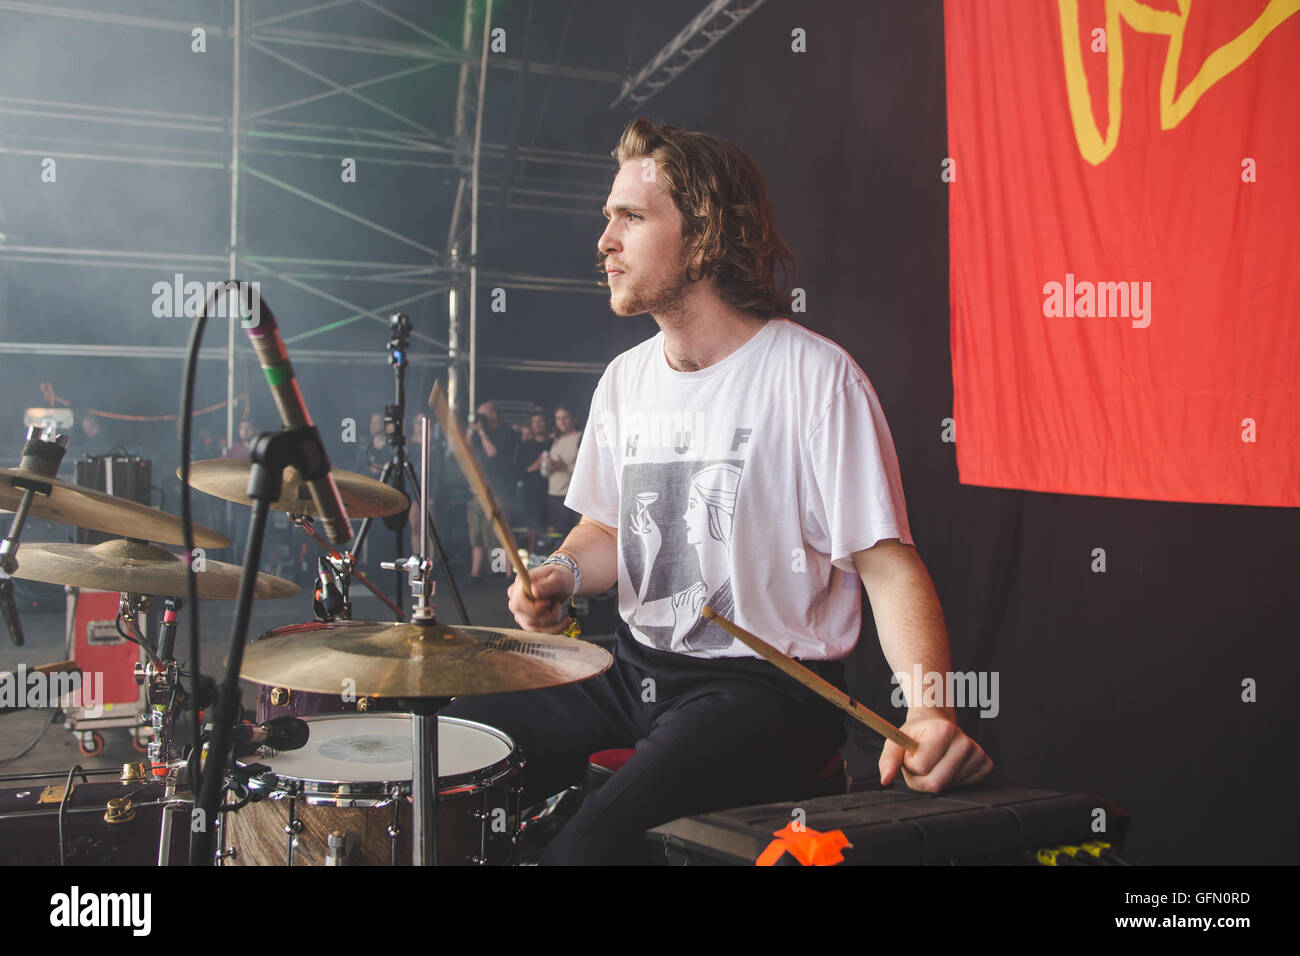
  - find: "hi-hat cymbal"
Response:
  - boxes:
[1,466,229,548]
[184,459,409,518]
[10,539,300,600]
[241,620,612,698]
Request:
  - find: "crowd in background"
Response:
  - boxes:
[357,400,584,588]
[10,397,586,592]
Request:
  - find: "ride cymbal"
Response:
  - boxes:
[241,620,612,698]
[10,539,299,599]
[184,459,409,518]
[1,466,229,548]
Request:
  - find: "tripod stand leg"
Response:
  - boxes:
[352,458,405,617]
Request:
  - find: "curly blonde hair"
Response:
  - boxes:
[611,118,795,318]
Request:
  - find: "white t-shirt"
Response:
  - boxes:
[566,318,913,660]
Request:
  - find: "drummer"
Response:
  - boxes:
[443,118,993,864]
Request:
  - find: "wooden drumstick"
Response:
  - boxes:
[700,607,919,753]
[428,382,536,602]
[32,659,81,676]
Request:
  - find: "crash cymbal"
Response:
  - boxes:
[1,466,229,548]
[241,620,612,698]
[184,459,409,518]
[10,539,299,600]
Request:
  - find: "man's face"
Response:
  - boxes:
[238,420,255,442]
[530,414,547,435]
[555,409,573,434]
[370,413,384,437]
[598,159,695,318]
[477,403,498,428]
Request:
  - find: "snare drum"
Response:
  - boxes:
[223,713,522,866]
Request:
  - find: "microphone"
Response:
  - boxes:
[232,716,310,757]
[313,556,348,622]
[244,301,352,545]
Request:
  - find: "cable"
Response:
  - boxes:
[179,303,209,823]
[0,708,58,765]
[57,763,87,866]
[115,612,147,650]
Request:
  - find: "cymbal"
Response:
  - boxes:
[184,459,409,518]
[241,620,612,698]
[1,466,230,548]
[9,539,300,600]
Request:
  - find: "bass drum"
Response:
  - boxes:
[224,713,522,866]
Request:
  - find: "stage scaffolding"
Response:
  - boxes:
[0,0,614,441]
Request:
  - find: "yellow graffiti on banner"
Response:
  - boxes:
[1059,0,1300,165]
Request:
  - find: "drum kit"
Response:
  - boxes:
[1,341,613,867]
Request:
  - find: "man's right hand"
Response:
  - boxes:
[507,564,575,633]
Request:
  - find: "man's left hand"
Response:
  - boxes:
[878,715,993,792]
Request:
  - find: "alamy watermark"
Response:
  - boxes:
[1042,273,1151,328]
[49,886,151,936]
[890,665,999,718]
[150,275,261,327]
[0,664,102,713]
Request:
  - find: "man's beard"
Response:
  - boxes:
[610,249,693,325]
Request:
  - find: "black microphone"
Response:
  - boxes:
[244,301,352,545]
[232,716,310,757]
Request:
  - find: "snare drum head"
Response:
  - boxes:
[257,713,514,786]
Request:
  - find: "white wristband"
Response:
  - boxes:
[541,551,580,599]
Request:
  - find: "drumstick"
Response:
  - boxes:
[700,607,919,753]
[32,659,80,676]
[427,383,535,602]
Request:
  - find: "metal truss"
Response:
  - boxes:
[610,0,769,108]
[0,0,621,437]
[2,0,765,436]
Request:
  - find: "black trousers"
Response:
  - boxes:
[442,624,847,865]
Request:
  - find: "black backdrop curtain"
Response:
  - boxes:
[642,0,1298,864]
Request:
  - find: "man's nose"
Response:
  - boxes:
[598,223,619,256]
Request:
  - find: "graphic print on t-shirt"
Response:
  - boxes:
[621,459,743,652]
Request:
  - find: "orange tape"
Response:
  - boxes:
[755,822,852,867]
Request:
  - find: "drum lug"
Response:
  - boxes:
[325,830,349,866]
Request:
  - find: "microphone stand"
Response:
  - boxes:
[352,313,469,625]
[188,426,322,865]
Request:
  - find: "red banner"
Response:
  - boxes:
[945,0,1300,505]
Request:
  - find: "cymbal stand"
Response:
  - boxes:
[382,415,446,865]
[1,425,69,646]
[351,312,470,625]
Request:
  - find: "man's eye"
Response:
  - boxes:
[626,213,641,221]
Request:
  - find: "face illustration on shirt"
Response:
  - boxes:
[684,487,706,546]
[598,160,697,319]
